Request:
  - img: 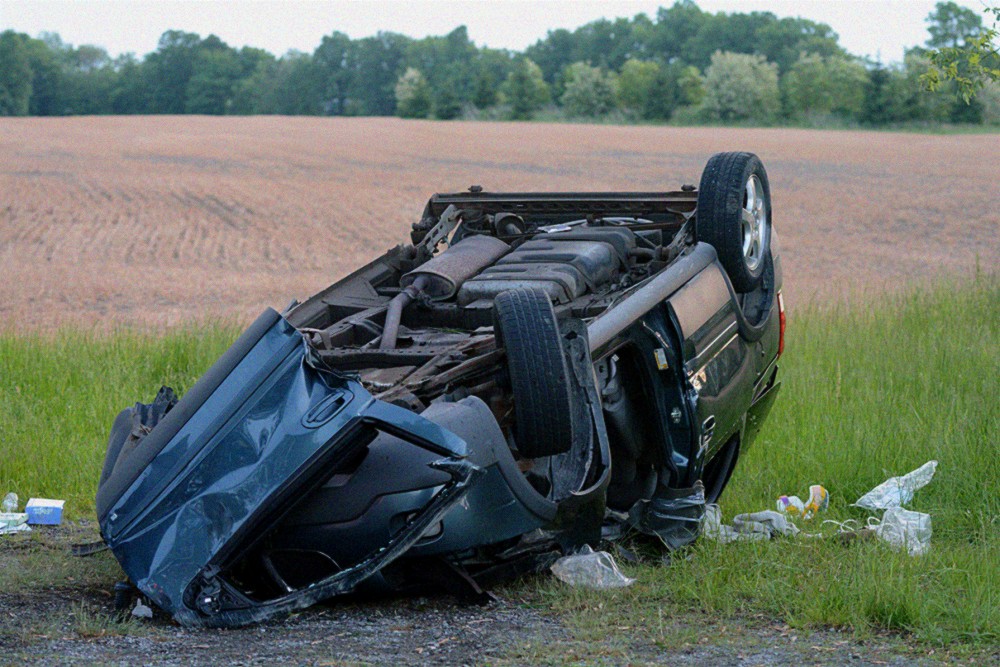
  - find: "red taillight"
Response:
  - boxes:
[777,291,786,358]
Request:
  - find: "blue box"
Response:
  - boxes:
[25,498,64,525]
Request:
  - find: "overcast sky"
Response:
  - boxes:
[1,0,994,65]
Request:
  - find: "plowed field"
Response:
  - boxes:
[1,116,996,330]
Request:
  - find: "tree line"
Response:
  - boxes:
[1,1,996,126]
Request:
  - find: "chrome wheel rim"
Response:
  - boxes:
[741,174,768,272]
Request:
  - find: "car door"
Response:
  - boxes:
[667,261,758,461]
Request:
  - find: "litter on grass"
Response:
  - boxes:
[2,492,17,513]
[25,498,65,525]
[854,460,937,511]
[873,507,932,556]
[701,505,802,543]
[551,545,635,589]
[776,484,829,520]
[0,512,31,535]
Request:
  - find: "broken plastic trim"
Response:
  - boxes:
[182,456,482,628]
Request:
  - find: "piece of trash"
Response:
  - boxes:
[132,600,154,619]
[777,485,829,520]
[2,492,18,513]
[0,512,31,535]
[854,461,937,511]
[873,507,932,556]
[733,510,800,538]
[776,495,805,516]
[701,505,784,543]
[25,498,65,525]
[551,545,635,589]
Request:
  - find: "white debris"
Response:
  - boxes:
[132,600,154,619]
[551,545,635,589]
[854,460,937,511]
[873,507,932,556]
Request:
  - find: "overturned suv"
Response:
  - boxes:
[97,152,784,628]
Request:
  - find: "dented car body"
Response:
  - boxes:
[97,152,784,627]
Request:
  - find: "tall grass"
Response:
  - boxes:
[0,324,241,513]
[0,276,996,643]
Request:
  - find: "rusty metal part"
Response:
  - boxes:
[400,234,511,300]
[379,275,428,350]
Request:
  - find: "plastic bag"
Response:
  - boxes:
[2,492,17,513]
[733,510,800,538]
[550,545,635,589]
[0,512,31,535]
[854,460,937,511]
[874,507,932,556]
[701,505,792,542]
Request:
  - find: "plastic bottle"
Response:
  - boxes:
[1,492,17,513]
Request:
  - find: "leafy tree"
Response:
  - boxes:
[269,51,322,115]
[977,79,1000,122]
[0,31,32,115]
[406,27,477,111]
[186,48,241,114]
[781,53,868,119]
[922,4,999,102]
[144,30,203,113]
[394,67,431,118]
[560,62,618,117]
[471,48,513,109]
[860,64,926,125]
[312,31,354,115]
[501,58,550,120]
[23,35,62,115]
[926,1,985,48]
[678,65,705,105]
[700,51,780,122]
[348,32,409,116]
[650,1,708,63]
[525,28,579,84]
[111,54,152,114]
[433,87,462,120]
[618,59,661,115]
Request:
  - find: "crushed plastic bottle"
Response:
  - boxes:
[1,492,17,513]
[550,545,635,589]
[777,485,828,520]
[854,460,937,511]
[874,507,932,556]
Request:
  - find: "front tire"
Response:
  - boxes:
[493,288,574,458]
[696,152,772,293]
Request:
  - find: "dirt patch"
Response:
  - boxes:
[1,117,997,331]
[0,528,980,666]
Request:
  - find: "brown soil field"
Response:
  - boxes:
[1,116,997,331]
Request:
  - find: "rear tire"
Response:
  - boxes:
[493,288,574,458]
[697,152,772,293]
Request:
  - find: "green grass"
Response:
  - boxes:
[0,323,242,512]
[0,275,996,648]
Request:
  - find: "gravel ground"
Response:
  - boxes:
[0,529,981,666]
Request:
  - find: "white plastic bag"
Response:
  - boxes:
[874,507,932,556]
[701,505,790,543]
[733,510,800,537]
[854,460,937,511]
[550,545,635,589]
